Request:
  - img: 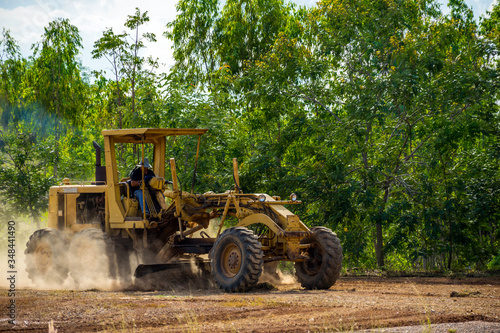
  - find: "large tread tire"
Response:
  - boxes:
[295,226,343,290]
[211,227,263,292]
[25,228,68,286]
[68,228,115,289]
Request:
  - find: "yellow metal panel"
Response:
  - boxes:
[237,213,285,238]
[154,137,166,178]
[102,128,208,144]
[48,186,108,231]
[47,188,58,229]
[57,185,107,193]
[104,135,126,224]
[109,220,146,229]
[233,158,240,190]
[122,197,139,217]
[256,194,296,229]
[70,224,99,233]
[65,193,80,229]
[285,215,307,232]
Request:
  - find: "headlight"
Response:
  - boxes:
[290,193,297,202]
[258,194,266,202]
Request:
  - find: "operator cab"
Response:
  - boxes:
[99,128,208,226]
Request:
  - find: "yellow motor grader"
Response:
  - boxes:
[25,128,342,291]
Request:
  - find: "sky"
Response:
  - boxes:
[0,0,497,77]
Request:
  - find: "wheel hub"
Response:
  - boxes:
[221,244,242,278]
[227,251,239,269]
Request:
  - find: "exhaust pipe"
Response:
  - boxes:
[93,141,106,183]
[93,141,101,166]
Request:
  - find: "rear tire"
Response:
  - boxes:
[295,226,342,290]
[211,227,263,292]
[25,228,68,286]
[68,228,115,289]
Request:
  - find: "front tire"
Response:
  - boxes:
[211,227,263,292]
[295,226,343,290]
[25,228,68,286]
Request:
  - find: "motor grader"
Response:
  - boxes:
[25,128,343,292]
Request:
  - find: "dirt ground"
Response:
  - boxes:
[1,275,499,332]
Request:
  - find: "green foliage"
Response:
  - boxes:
[93,8,158,127]
[0,129,54,225]
[487,251,500,271]
[165,0,220,85]
[165,0,500,271]
[0,1,499,273]
[0,29,25,128]
[30,18,86,125]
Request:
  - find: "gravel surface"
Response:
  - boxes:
[354,321,500,332]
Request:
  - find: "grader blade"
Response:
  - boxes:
[134,260,211,278]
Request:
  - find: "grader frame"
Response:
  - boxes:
[26,128,343,292]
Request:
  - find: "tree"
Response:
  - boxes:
[92,29,127,129]
[92,8,158,170]
[93,8,158,125]
[0,29,25,128]
[123,8,158,117]
[29,18,87,175]
[165,0,297,192]
[166,0,499,270]
[165,0,220,87]
[0,129,54,227]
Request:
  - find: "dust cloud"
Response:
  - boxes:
[1,220,296,292]
[1,223,214,292]
[259,266,297,286]
[0,220,138,291]
[0,220,39,289]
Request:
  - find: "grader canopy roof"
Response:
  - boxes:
[102,128,208,144]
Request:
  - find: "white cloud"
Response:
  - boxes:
[487,0,498,12]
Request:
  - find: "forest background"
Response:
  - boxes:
[0,0,499,273]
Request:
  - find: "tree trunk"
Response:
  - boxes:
[448,224,453,270]
[52,55,61,177]
[375,186,390,268]
[375,221,384,268]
